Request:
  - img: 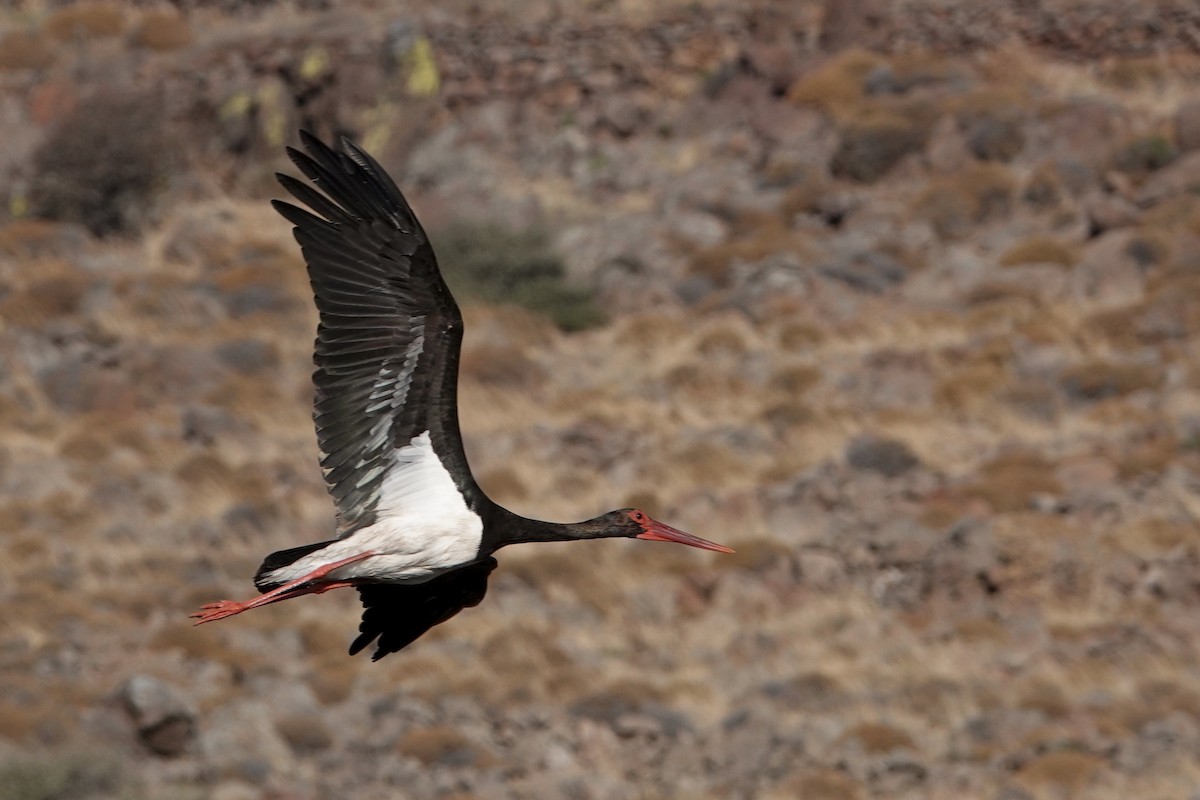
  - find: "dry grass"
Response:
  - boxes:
[841,721,918,755]
[1015,750,1107,796]
[917,163,1016,240]
[686,217,811,284]
[831,108,931,183]
[44,2,126,41]
[1000,237,1079,268]
[771,770,862,800]
[0,271,91,327]
[1059,360,1164,402]
[963,451,1062,513]
[0,30,54,71]
[787,49,886,118]
[131,8,193,51]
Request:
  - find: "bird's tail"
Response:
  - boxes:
[253,539,337,591]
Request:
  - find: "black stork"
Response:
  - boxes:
[191,132,734,660]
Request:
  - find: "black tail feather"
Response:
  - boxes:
[253,540,337,591]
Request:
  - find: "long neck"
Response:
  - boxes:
[480,505,589,552]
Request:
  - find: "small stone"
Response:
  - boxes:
[818,251,907,294]
[845,435,920,477]
[119,675,196,757]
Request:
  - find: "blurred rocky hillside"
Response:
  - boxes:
[2,1,1200,799]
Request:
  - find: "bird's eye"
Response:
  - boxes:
[632,511,644,522]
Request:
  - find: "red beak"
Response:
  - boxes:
[635,518,735,553]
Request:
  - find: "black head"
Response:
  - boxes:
[599,508,735,553]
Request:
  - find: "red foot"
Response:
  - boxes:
[190,552,376,626]
[191,599,249,625]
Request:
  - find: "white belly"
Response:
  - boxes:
[264,430,484,585]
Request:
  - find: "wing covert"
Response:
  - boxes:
[273,131,480,534]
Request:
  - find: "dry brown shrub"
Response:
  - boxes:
[842,721,918,755]
[0,272,91,327]
[31,88,176,236]
[0,700,50,742]
[773,770,862,800]
[1140,195,1200,233]
[770,364,822,394]
[964,281,1043,308]
[1108,515,1195,561]
[687,222,810,284]
[1099,56,1168,90]
[396,726,494,767]
[0,219,80,258]
[777,167,829,216]
[696,325,748,357]
[1017,678,1071,719]
[131,8,193,51]
[917,164,1015,240]
[1000,237,1079,268]
[1112,430,1179,480]
[787,49,885,117]
[831,105,933,183]
[459,344,544,389]
[1022,164,1065,209]
[778,320,824,351]
[761,399,816,439]
[1016,750,1105,794]
[953,615,1007,643]
[949,86,1031,123]
[45,2,125,40]
[935,364,1007,413]
[1002,379,1060,422]
[1059,360,1163,402]
[1117,679,1200,731]
[963,451,1062,513]
[0,30,54,70]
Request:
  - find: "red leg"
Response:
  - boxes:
[190,552,376,625]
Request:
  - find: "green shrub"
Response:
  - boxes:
[30,89,176,237]
[1113,134,1177,174]
[433,222,605,331]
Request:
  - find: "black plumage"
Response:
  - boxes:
[272,131,483,536]
[350,558,498,661]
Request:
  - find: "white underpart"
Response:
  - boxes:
[268,430,483,585]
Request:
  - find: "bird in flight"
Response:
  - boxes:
[191,132,733,660]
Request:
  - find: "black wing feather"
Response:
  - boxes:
[350,558,498,660]
[274,131,483,534]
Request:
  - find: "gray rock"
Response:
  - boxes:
[119,675,196,757]
[968,116,1025,162]
[845,435,920,477]
[817,251,907,293]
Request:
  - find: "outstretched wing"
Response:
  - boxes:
[350,557,498,660]
[273,131,482,535]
